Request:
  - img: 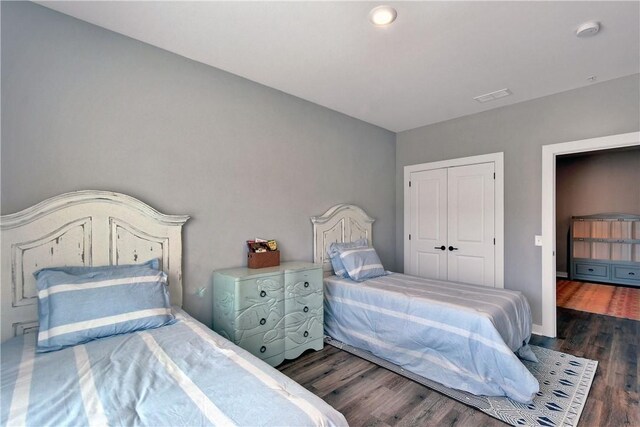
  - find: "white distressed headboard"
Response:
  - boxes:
[311,204,374,275]
[0,190,189,342]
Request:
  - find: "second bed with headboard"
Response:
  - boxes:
[311,204,540,404]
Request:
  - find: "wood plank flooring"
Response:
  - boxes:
[557,279,640,321]
[278,308,639,426]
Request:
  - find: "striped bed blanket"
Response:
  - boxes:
[1,309,346,427]
[324,273,540,403]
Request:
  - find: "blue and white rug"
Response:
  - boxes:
[325,337,597,426]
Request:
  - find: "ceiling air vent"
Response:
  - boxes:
[473,88,512,103]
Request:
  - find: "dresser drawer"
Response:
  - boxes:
[235,276,284,311]
[285,270,322,298]
[235,331,285,360]
[286,290,323,314]
[284,314,323,347]
[612,265,640,283]
[235,299,284,336]
[574,262,608,279]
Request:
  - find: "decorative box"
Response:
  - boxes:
[248,250,280,268]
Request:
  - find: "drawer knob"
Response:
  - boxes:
[260,318,266,325]
[260,346,266,353]
[588,268,594,272]
[303,306,309,313]
[303,331,309,337]
[304,281,310,288]
[260,290,267,297]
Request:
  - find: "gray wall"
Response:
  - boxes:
[396,74,640,324]
[1,2,396,327]
[556,149,640,273]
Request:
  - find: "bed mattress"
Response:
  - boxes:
[1,308,347,427]
[323,273,539,403]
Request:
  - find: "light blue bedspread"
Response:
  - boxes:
[1,309,347,427]
[324,273,540,403]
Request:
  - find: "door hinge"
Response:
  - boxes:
[493,238,496,245]
[409,181,412,187]
[409,234,412,240]
[493,172,495,179]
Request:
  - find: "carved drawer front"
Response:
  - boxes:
[285,314,323,347]
[235,276,284,311]
[235,330,285,360]
[235,299,284,337]
[285,270,322,299]
[287,290,323,314]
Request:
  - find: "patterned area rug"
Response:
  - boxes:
[325,337,597,427]
[557,279,640,321]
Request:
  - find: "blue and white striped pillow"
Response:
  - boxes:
[339,247,387,282]
[34,261,175,352]
[328,238,368,278]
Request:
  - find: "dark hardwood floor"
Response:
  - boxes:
[278,308,639,426]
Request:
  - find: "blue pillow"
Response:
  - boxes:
[339,247,387,282]
[34,261,174,352]
[328,238,368,278]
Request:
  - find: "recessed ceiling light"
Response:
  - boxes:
[576,21,600,37]
[369,6,397,26]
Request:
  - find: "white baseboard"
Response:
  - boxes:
[532,324,543,335]
[556,271,568,278]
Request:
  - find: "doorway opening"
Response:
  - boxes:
[541,132,639,337]
[555,147,640,322]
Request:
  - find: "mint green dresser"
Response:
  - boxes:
[212,262,323,367]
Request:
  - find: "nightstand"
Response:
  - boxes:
[212,262,323,367]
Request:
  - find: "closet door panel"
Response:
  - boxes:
[447,163,495,287]
[408,169,447,280]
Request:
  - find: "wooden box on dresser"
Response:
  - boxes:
[212,262,323,367]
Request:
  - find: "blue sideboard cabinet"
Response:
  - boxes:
[212,262,323,366]
[570,214,640,287]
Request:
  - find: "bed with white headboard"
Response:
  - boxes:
[0,190,189,342]
[310,203,374,276]
[311,203,540,403]
[0,191,346,427]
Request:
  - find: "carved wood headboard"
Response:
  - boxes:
[0,190,189,342]
[310,204,374,276]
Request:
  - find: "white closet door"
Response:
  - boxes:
[408,168,448,280]
[447,163,495,287]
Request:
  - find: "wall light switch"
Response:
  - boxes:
[535,235,543,246]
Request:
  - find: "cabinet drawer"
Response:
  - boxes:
[236,331,285,360]
[236,276,284,311]
[235,299,284,336]
[284,314,323,347]
[285,270,322,298]
[613,265,640,283]
[574,262,608,278]
[287,290,323,314]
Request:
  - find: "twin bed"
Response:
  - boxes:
[0,191,346,427]
[312,204,539,404]
[1,193,538,426]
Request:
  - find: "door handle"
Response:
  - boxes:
[448,246,459,251]
[434,245,446,251]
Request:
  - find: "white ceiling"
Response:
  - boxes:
[38,1,640,132]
